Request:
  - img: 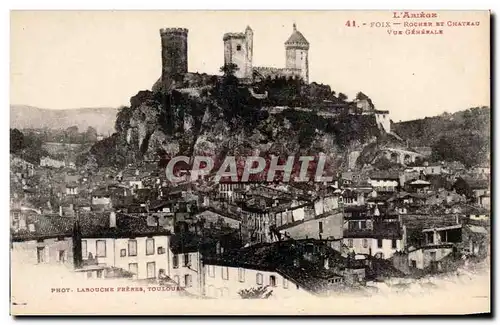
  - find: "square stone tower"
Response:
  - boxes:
[223,26,253,80]
[285,24,309,83]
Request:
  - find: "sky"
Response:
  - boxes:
[10,10,490,122]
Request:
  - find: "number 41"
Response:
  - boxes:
[345,20,357,27]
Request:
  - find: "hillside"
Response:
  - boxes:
[83,73,386,171]
[10,105,118,135]
[393,107,490,167]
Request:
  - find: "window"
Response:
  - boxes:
[87,271,93,279]
[430,252,437,261]
[269,275,277,287]
[58,250,66,263]
[37,247,45,263]
[173,254,179,269]
[360,221,367,229]
[318,221,323,233]
[96,270,103,278]
[392,239,397,249]
[184,274,192,287]
[147,262,156,279]
[207,285,215,297]
[256,273,263,285]
[146,238,155,256]
[208,265,215,277]
[183,253,190,267]
[221,266,229,280]
[411,260,417,268]
[128,263,138,279]
[238,268,245,282]
[362,239,368,248]
[377,238,383,248]
[236,44,242,51]
[283,278,289,289]
[81,240,87,258]
[174,275,180,285]
[348,239,353,248]
[96,240,106,257]
[120,249,126,257]
[157,247,165,254]
[128,240,137,256]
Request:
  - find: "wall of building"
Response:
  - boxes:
[195,210,241,230]
[343,238,402,259]
[168,251,202,295]
[82,236,169,280]
[203,264,312,299]
[408,247,453,270]
[12,237,74,266]
[368,179,398,192]
[281,211,343,246]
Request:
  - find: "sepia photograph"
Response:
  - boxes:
[9,10,491,315]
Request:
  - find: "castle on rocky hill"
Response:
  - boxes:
[156,24,310,92]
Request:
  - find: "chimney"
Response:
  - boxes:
[109,211,117,228]
[72,212,83,269]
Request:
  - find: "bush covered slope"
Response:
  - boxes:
[393,107,490,167]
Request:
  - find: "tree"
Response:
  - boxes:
[238,286,273,299]
[431,137,456,162]
[10,128,25,153]
[355,92,369,101]
[338,92,348,101]
[220,63,239,78]
[65,126,79,143]
[373,156,400,170]
[452,177,473,200]
[85,126,98,143]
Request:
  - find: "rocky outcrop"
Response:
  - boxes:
[90,84,387,170]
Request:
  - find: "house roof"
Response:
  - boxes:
[369,170,400,180]
[343,221,403,239]
[203,239,349,295]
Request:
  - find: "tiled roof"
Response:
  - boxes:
[285,24,309,46]
[369,170,400,180]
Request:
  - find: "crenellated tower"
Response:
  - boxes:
[160,27,188,91]
[285,23,309,83]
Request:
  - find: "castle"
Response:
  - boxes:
[156,24,391,134]
[158,24,310,91]
[223,24,310,83]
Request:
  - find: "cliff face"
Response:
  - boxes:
[88,82,385,171]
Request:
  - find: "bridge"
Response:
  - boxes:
[380,148,423,165]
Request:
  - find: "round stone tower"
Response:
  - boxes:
[285,23,309,83]
[160,28,188,90]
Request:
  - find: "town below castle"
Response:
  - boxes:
[10,22,490,305]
